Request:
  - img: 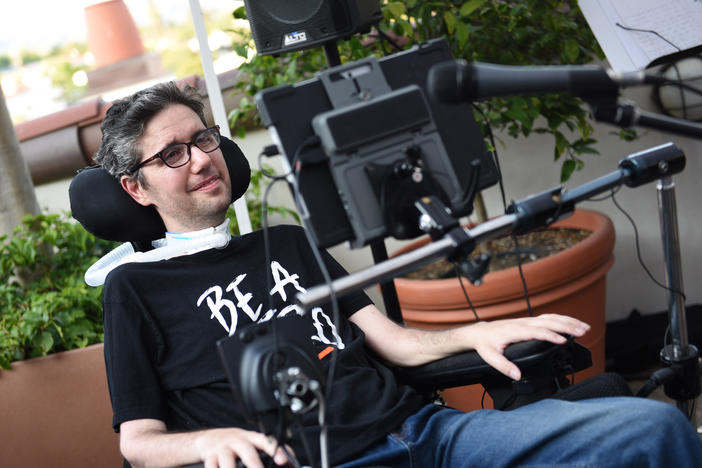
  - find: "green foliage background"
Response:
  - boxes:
[0,214,117,369]
[230,0,608,182]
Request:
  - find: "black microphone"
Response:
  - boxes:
[428,60,664,103]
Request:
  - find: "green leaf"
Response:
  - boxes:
[460,0,488,17]
[385,2,406,19]
[233,43,248,58]
[564,39,579,62]
[36,331,54,354]
[455,21,470,50]
[560,159,577,182]
[554,131,568,158]
[444,11,457,35]
[233,6,247,19]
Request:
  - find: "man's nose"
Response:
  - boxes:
[189,145,213,172]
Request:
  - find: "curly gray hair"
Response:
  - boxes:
[93,81,207,183]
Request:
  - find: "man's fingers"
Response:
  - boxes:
[235,445,265,468]
[251,433,295,466]
[535,314,590,336]
[272,445,295,466]
[479,346,521,381]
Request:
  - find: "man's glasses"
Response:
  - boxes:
[131,125,221,173]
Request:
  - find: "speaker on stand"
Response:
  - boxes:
[242,0,403,319]
[243,0,382,60]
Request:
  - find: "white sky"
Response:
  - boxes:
[0,0,239,56]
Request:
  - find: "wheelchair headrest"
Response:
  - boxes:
[69,136,251,242]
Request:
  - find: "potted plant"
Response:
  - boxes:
[0,212,123,466]
[392,209,615,411]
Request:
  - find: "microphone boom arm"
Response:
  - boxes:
[296,142,686,309]
[585,96,702,140]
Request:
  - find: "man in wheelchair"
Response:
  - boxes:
[86,82,702,468]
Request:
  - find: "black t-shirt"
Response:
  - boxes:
[102,225,426,466]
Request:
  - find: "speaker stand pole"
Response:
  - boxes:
[656,176,699,425]
[322,40,342,67]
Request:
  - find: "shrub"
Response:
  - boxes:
[0,213,117,369]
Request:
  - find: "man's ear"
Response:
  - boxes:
[120,175,151,207]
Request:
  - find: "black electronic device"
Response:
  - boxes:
[255,39,500,248]
[243,0,382,56]
[216,318,325,435]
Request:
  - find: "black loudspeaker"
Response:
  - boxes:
[243,0,382,55]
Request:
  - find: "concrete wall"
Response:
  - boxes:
[477,84,701,323]
[36,87,701,322]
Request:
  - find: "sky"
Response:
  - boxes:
[0,0,239,56]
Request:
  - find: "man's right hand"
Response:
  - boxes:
[120,419,294,468]
[194,427,292,468]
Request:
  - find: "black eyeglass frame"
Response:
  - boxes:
[130,125,221,174]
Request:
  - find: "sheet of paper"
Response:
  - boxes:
[578,0,702,71]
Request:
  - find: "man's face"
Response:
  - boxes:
[120,103,232,232]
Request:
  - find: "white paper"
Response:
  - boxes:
[578,0,702,72]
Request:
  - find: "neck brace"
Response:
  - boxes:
[84,219,232,287]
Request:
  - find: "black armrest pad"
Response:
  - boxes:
[394,337,592,392]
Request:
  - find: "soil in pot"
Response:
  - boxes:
[403,228,592,280]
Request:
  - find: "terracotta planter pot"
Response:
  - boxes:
[392,209,615,412]
[85,0,145,68]
[0,344,122,467]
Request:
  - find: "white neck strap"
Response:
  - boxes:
[84,219,232,287]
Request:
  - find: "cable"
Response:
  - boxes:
[292,417,315,467]
[587,185,621,202]
[472,104,507,212]
[259,141,330,468]
[511,233,535,317]
[453,263,481,322]
[311,381,329,468]
[610,190,686,301]
[257,154,292,468]
[668,63,688,120]
[635,366,677,398]
[373,27,404,53]
[615,22,681,52]
[288,135,337,468]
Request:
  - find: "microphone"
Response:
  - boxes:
[428,60,664,103]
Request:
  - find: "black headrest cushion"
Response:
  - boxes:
[69,136,251,242]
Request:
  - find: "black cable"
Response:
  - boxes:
[587,185,621,202]
[635,366,677,398]
[292,416,316,468]
[669,63,688,120]
[258,156,291,468]
[511,233,535,317]
[610,190,686,301]
[258,139,330,468]
[663,78,702,100]
[373,26,404,53]
[258,149,292,182]
[453,263,481,322]
[615,22,681,52]
[472,104,507,212]
[288,135,338,468]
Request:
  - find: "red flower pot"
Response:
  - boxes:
[392,209,615,411]
[0,344,122,467]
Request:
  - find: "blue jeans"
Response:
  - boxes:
[335,397,702,468]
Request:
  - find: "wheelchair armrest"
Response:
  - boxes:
[394,337,592,393]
